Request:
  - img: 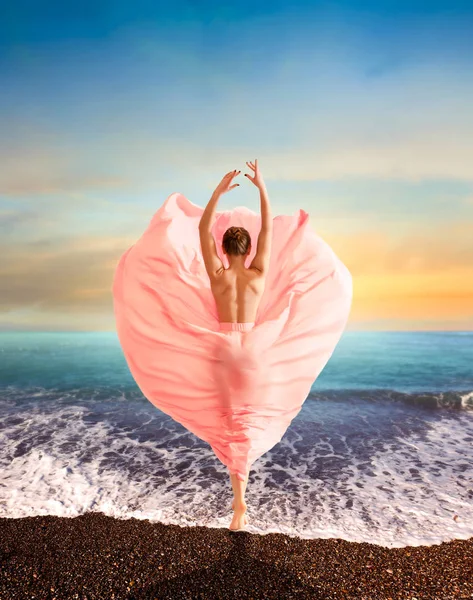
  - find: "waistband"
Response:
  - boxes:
[219,321,255,332]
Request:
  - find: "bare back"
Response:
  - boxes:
[202,162,272,322]
[210,266,266,323]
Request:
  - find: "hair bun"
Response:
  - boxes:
[222,226,250,256]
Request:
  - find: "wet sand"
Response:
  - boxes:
[0,512,472,599]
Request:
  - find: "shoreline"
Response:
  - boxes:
[1,512,472,599]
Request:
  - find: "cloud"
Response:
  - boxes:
[1,212,472,331]
[262,139,473,182]
[2,21,473,199]
[325,221,473,276]
[0,134,129,195]
[2,129,472,204]
[0,233,131,314]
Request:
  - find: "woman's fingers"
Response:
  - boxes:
[246,161,255,171]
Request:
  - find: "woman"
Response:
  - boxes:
[198,159,271,530]
[112,159,352,532]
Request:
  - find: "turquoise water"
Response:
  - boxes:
[0,331,472,546]
[1,331,472,393]
[315,330,473,392]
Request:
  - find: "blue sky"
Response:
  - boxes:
[0,0,472,330]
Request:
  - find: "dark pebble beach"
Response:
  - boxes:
[0,512,472,600]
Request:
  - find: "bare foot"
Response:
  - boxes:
[231,500,249,524]
[230,502,249,530]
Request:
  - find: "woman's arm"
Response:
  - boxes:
[246,160,272,274]
[199,170,240,278]
[199,193,224,278]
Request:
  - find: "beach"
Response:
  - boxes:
[1,332,473,548]
[0,512,472,599]
[1,331,473,598]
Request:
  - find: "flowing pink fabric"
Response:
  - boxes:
[112,192,353,481]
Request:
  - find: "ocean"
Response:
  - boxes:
[0,330,472,548]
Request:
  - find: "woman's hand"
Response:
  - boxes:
[245,159,265,190]
[211,169,241,198]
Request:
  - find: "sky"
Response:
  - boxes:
[1,0,472,331]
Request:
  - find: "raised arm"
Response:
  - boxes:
[245,160,272,274]
[199,169,241,279]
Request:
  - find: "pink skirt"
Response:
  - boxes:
[112,193,353,482]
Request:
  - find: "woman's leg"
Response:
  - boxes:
[229,471,249,529]
[231,472,249,508]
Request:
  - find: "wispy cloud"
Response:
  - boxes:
[1,3,472,330]
[0,233,129,314]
